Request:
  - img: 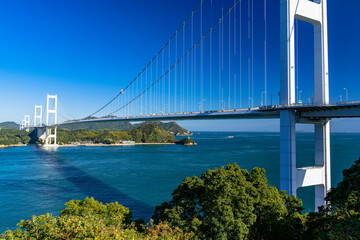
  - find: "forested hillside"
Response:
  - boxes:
[0,121,19,130]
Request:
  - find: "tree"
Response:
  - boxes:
[326,158,360,213]
[304,158,360,239]
[60,197,133,225]
[153,163,305,240]
[176,137,196,145]
[1,197,192,240]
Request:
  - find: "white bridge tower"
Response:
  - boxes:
[20,115,31,131]
[45,94,58,146]
[280,0,330,209]
[34,105,42,127]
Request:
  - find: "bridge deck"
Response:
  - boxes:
[48,102,360,127]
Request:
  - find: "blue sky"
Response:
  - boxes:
[0,0,359,132]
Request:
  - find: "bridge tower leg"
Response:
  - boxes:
[24,115,30,132]
[34,105,43,127]
[280,0,330,209]
[45,94,58,147]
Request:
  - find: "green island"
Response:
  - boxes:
[2,158,360,239]
[0,121,196,146]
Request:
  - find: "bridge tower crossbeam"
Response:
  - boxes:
[280,0,330,209]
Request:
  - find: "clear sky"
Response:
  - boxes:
[0,0,359,132]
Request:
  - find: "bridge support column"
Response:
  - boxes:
[280,111,297,196]
[35,127,47,142]
[280,0,330,209]
[314,120,331,208]
[45,126,57,146]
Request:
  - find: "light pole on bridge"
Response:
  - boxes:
[261,91,266,106]
[343,88,348,102]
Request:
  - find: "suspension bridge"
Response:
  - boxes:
[19,0,360,210]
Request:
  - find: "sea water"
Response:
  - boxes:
[0,132,359,232]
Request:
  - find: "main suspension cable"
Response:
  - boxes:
[109,0,241,116]
[86,0,205,119]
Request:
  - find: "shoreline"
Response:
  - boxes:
[0,143,177,148]
[67,142,176,147]
[0,144,27,149]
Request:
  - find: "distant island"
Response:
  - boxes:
[175,137,197,146]
[59,120,193,136]
[0,121,196,147]
[0,120,192,136]
[0,121,20,130]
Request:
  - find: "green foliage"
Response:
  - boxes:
[57,124,177,144]
[134,121,192,135]
[61,197,133,225]
[0,121,189,145]
[0,130,32,145]
[3,159,360,239]
[326,158,360,213]
[59,120,191,136]
[176,137,196,145]
[0,121,19,130]
[128,124,177,143]
[0,198,192,240]
[304,158,360,239]
[57,129,133,144]
[153,163,305,240]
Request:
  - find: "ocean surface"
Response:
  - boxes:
[1,132,360,232]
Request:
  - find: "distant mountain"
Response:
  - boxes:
[0,121,19,130]
[59,120,192,135]
[59,121,133,131]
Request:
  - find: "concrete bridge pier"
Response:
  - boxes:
[35,126,58,146]
[280,0,330,209]
[45,127,57,146]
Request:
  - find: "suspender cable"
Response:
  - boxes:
[251,0,254,108]
[219,11,222,110]
[248,0,250,108]
[234,3,236,107]
[175,33,178,113]
[146,69,148,115]
[222,6,224,70]
[234,0,236,55]
[229,11,231,109]
[240,0,242,108]
[156,56,158,113]
[162,48,164,113]
[194,30,196,111]
[140,74,143,114]
[210,0,213,110]
[86,0,205,119]
[186,31,191,112]
[264,0,267,105]
[168,43,171,113]
[183,23,185,112]
[191,14,194,112]
[200,1,203,111]
[150,61,153,113]
[109,0,241,116]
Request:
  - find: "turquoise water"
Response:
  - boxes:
[1,132,360,232]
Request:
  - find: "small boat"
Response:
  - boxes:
[226,136,234,139]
